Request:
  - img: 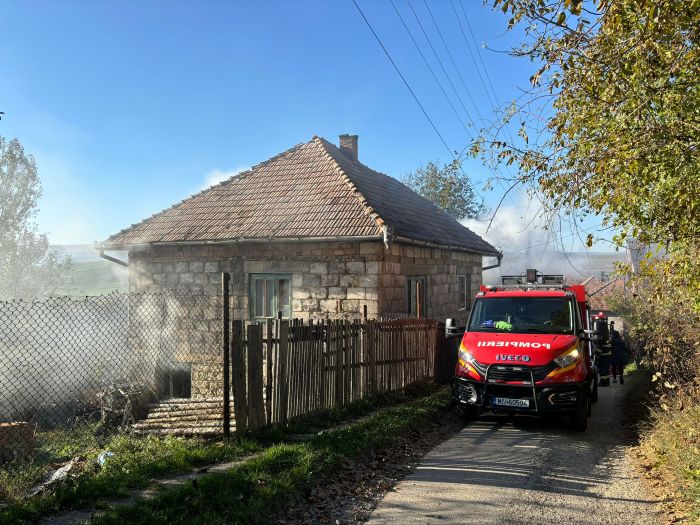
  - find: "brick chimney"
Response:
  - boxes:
[338,134,358,162]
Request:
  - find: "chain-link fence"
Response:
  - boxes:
[0,291,222,463]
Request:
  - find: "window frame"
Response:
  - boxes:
[407,275,427,317]
[249,273,293,320]
[458,274,470,310]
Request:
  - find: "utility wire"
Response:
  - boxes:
[404,0,478,130]
[443,0,521,210]
[421,0,484,123]
[449,0,497,110]
[457,0,521,152]
[350,0,454,156]
[459,0,501,111]
[389,0,475,141]
[351,0,518,247]
[417,0,521,218]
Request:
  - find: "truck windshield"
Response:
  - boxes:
[468,297,575,334]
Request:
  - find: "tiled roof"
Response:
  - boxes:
[104,136,498,255]
[585,277,626,311]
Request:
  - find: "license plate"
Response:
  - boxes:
[492,397,530,408]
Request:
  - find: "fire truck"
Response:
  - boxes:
[445,269,599,431]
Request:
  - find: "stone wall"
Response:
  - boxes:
[128,241,382,319]
[378,243,483,324]
[128,240,483,322]
[126,240,485,398]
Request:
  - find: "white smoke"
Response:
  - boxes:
[201,166,249,190]
[461,199,623,284]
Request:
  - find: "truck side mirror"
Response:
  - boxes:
[445,318,466,339]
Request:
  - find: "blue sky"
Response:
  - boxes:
[0,0,611,253]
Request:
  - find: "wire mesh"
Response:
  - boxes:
[0,291,222,462]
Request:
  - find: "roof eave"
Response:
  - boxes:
[99,234,384,251]
[100,234,499,256]
[392,235,500,256]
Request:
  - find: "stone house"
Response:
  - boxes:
[102,134,498,322]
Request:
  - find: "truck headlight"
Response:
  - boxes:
[458,347,476,366]
[553,347,580,368]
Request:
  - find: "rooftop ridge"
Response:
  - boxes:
[102,134,497,254]
[320,137,478,231]
[314,137,386,231]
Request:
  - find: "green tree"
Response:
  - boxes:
[402,160,485,220]
[476,0,700,307]
[0,136,71,298]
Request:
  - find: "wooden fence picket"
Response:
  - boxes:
[225,316,451,434]
[247,323,265,430]
[266,319,273,426]
[231,320,247,434]
[278,320,289,424]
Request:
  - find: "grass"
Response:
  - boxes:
[1,430,262,524]
[636,393,700,522]
[91,387,451,524]
[621,361,700,522]
[0,385,448,524]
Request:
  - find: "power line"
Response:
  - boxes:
[420,0,484,123]
[350,0,454,156]
[416,0,523,219]
[389,1,517,228]
[449,0,497,110]
[459,0,501,110]
[382,1,607,253]
[350,0,520,247]
[403,0,478,130]
[437,0,522,211]
[389,0,475,141]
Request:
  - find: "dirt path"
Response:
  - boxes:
[367,384,661,525]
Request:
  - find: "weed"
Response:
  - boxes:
[91,388,450,524]
[0,385,444,523]
[638,399,700,520]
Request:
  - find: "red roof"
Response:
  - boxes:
[584,277,626,311]
[103,136,498,255]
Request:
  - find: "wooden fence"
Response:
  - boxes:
[225,317,453,433]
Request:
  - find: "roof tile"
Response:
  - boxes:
[104,136,498,255]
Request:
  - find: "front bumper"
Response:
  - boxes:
[452,376,587,414]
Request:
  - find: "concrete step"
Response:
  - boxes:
[139,413,225,424]
[145,407,224,419]
[133,420,223,430]
[133,397,234,437]
[147,399,227,410]
[132,425,229,437]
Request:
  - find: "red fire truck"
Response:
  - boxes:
[446,269,599,431]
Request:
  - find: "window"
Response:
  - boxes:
[250,274,292,320]
[407,276,426,317]
[459,275,470,310]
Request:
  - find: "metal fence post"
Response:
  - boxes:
[222,272,231,439]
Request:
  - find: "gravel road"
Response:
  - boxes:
[367,383,661,525]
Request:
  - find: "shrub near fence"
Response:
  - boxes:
[226,317,456,433]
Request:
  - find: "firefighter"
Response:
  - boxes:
[610,322,628,384]
[596,342,612,387]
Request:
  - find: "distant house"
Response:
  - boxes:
[584,276,626,315]
[101,134,498,321]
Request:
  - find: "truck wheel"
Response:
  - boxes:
[571,399,589,432]
[459,405,479,421]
